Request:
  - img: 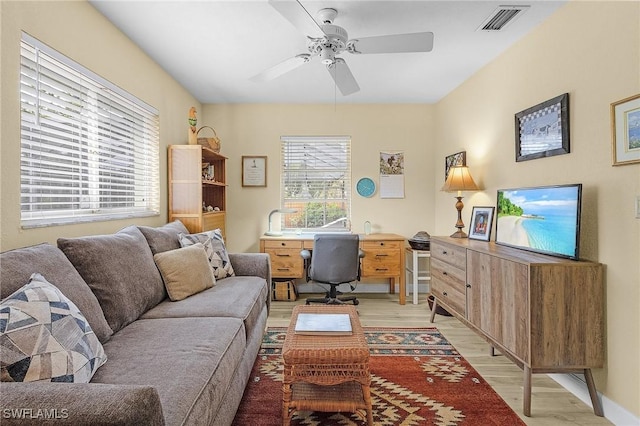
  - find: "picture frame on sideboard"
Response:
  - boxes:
[468,206,495,241]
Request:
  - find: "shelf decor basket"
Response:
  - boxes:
[197,126,221,152]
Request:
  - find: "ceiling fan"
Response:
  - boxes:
[251,0,434,96]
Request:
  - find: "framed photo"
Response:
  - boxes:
[242,156,267,187]
[469,206,495,241]
[515,93,570,162]
[444,151,466,181]
[611,93,640,166]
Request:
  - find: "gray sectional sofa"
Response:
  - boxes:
[0,221,271,425]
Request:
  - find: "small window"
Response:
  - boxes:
[19,33,160,228]
[280,136,351,232]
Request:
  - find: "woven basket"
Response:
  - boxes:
[197,126,221,152]
[272,280,298,301]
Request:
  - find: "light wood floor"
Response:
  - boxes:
[267,293,613,426]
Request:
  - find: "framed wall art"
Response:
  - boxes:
[515,93,570,162]
[611,93,640,166]
[468,206,494,242]
[242,156,267,187]
[444,151,466,181]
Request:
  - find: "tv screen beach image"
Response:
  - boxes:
[496,185,581,259]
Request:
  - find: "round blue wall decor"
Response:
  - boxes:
[356,177,376,198]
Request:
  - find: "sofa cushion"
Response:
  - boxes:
[92,317,246,426]
[138,220,189,255]
[0,243,113,343]
[58,226,166,334]
[153,244,216,301]
[178,229,235,279]
[1,274,107,383]
[141,275,268,341]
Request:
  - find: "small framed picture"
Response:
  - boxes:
[515,93,570,162]
[469,206,495,241]
[611,93,640,166]
[444,151,466,181]
[242,156,267,187]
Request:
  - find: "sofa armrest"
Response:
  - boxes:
[0,382,164,425]
[229,253,271,283]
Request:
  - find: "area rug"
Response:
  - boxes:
[233,327,525,426]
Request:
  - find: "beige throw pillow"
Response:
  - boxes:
[153,244,216,301]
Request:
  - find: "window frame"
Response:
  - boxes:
[280,136,352,233]
[19,32,160,228]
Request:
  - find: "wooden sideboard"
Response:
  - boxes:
[259,233,407,304]
[429,236,604,417]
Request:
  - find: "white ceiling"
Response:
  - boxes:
[90,0,566,104]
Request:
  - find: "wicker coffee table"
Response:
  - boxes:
[282,305,373,425]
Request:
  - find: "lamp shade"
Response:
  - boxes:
[441,166,479,192]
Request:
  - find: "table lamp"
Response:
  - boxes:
[265,208,297,236]
[441,165,479,238]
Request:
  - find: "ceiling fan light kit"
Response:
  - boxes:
[254,0,434,96]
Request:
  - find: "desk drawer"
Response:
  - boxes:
[362,245,402,277]
[431,240,466,270]
[263,240,303,249]
[361,240,402,250]
[265,248,304,278]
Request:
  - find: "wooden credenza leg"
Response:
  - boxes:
[523,365,532,417]
[584,369,604,417]
[429,298,438,323]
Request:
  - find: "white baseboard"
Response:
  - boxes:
[548,373,639,426]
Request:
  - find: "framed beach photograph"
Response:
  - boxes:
[611,93,640,166]
[515,93,570,162]
[242,156,267,187]
[468,206,494,241]
[444,151,466,181]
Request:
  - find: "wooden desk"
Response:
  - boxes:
[259,233,407,305]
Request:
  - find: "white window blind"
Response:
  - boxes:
[280,136,351,232]
[20,33,160,228]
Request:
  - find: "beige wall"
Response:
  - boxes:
[201,104,435,253]
[0,1,201,251]
[434,1,640,416]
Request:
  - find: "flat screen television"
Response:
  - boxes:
[495,183,582,260]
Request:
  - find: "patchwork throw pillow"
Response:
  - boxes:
[0,274,107,383]
[178,229,235,280]
[153,244,216,301]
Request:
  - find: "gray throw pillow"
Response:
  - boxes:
[0,274,107,383]
[58,226,166,334]
[0,243,113,343]
[178,229,235,280]
[138,220,190,255]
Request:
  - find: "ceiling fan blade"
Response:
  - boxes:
[349,32,434,54]
[327,58,360,96]
[268,0,325,38]
[251,54,311,82]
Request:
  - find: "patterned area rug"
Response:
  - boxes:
[233,327,526,426]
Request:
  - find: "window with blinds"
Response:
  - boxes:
[19,33,160,228]
[280,136,351,232]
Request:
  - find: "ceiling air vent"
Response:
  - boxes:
[478,5,530,31]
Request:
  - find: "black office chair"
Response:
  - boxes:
[301,233,365,305]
